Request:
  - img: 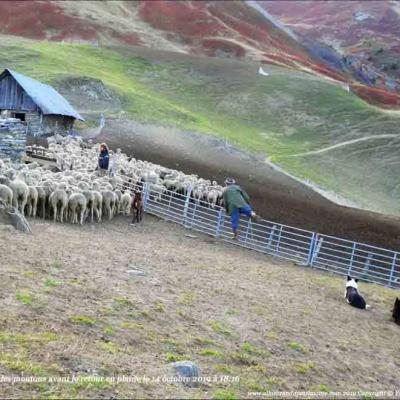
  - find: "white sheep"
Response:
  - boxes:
[92,190,103,222]
[207,188,220,209]
[9,174,29,216]
[6,135,227,226]
[36,186,47,219]
[0,184,13,206]
[82,190,95,222]
[78,181,90,191]
[68,193,87,225]
[163,178,176,192]
[119,192,132,215]
[26,186,38,217]
[192,184,205,205]
[49,184,68,223]
[101,190,117,220]
[149,182,165,202]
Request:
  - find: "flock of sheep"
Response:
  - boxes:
[0,136,225,225]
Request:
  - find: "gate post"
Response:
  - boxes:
[189,199,198,229]
[275,225,283,253]
[182,185,192,227]
[142,182,150,212]
[362,252,373,279]
[244,219,252,244]
[347,242,357,276]
[166,188,173,214]
[266,224,277,251]
[389,253,397,287]
[215,208,224,238]
[306,232,316,266]
[310,235,323,267]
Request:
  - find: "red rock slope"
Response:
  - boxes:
[0,0,398,108]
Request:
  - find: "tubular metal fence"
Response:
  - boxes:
[22,148,399,289]
[117,174,400,289]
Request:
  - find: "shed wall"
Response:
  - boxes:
[0,74,38,112]
[0,72,77,143]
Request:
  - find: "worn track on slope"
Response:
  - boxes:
[92,120,400,251]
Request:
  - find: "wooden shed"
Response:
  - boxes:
[0,68,84,137]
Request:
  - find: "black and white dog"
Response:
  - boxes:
[393,298,400,325]
[344,276,370,310]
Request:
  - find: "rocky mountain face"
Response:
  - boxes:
[259,0,400,96]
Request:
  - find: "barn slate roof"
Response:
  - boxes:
[0,69,84,121]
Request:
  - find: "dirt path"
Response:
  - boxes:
[0,217,398,398]
[94,120,400,250]
[289,134,400,157]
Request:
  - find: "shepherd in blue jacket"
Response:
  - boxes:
[98,143,110,172]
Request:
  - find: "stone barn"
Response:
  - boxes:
[0,68,84,158]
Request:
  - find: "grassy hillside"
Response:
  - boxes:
[1,36,400,215]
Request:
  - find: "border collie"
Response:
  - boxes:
[344,276,370,310]
[393,298,400,325]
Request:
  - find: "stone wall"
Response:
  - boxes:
[41,115,74,137]
[0,112,76,158]
[0,118,27,160]
[24,113,75,137]
[26,112,42,136]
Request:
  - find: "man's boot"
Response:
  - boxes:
[251,211,262,223]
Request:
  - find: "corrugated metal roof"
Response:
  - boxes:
[0,69,84,121]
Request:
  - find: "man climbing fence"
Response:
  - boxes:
[222,178,261,240]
